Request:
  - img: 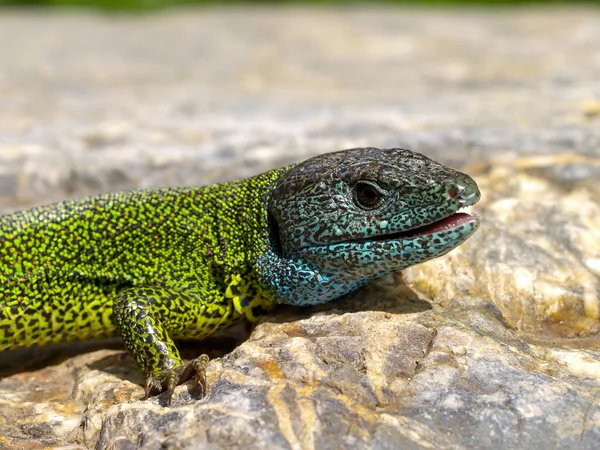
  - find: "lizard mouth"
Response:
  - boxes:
[356,211,479,243]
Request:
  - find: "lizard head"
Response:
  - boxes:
[263,147,480,305]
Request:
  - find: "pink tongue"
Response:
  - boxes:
[424,212,476,234]
[402,212,476,239]
[358,212,478,243]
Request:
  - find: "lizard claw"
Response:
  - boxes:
[191,354,210,398]
[144,376,162,401]
[142,353,211,405]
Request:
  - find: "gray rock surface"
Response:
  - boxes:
[0,5,599,450]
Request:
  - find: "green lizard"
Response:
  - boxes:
[0,147,480,405]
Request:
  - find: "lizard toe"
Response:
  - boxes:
[143,354,210,405]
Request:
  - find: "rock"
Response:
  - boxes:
[406,154,600,339]
[0,6,599,450]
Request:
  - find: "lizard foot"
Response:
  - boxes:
[143,354,210,406]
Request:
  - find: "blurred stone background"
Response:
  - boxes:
[0,4,599,450]
[0,6,599,211]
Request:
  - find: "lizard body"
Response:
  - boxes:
[0,148,480,403]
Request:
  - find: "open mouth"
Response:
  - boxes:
[360,211,479,243]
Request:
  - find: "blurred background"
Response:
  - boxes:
[0,0,598,212]
[2,1,597,10]
[1,2,599,447]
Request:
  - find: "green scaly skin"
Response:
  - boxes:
[0,148,481,405]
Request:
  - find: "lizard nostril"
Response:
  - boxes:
[447,185,460,199]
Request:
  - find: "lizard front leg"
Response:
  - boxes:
[113,287,216,405]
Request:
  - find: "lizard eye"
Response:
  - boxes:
[354,181,383,209]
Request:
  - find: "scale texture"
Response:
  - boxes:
[0,147,480,402]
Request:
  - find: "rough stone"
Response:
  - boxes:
[0,5,599,450]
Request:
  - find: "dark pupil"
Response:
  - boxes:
[356,183,381,207]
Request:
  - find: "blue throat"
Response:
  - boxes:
[257,214,479,307]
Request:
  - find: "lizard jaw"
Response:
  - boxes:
[364,211,479,243]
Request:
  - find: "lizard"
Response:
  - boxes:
[0,147,481,405]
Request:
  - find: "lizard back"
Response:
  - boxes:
[0,170,286,350]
